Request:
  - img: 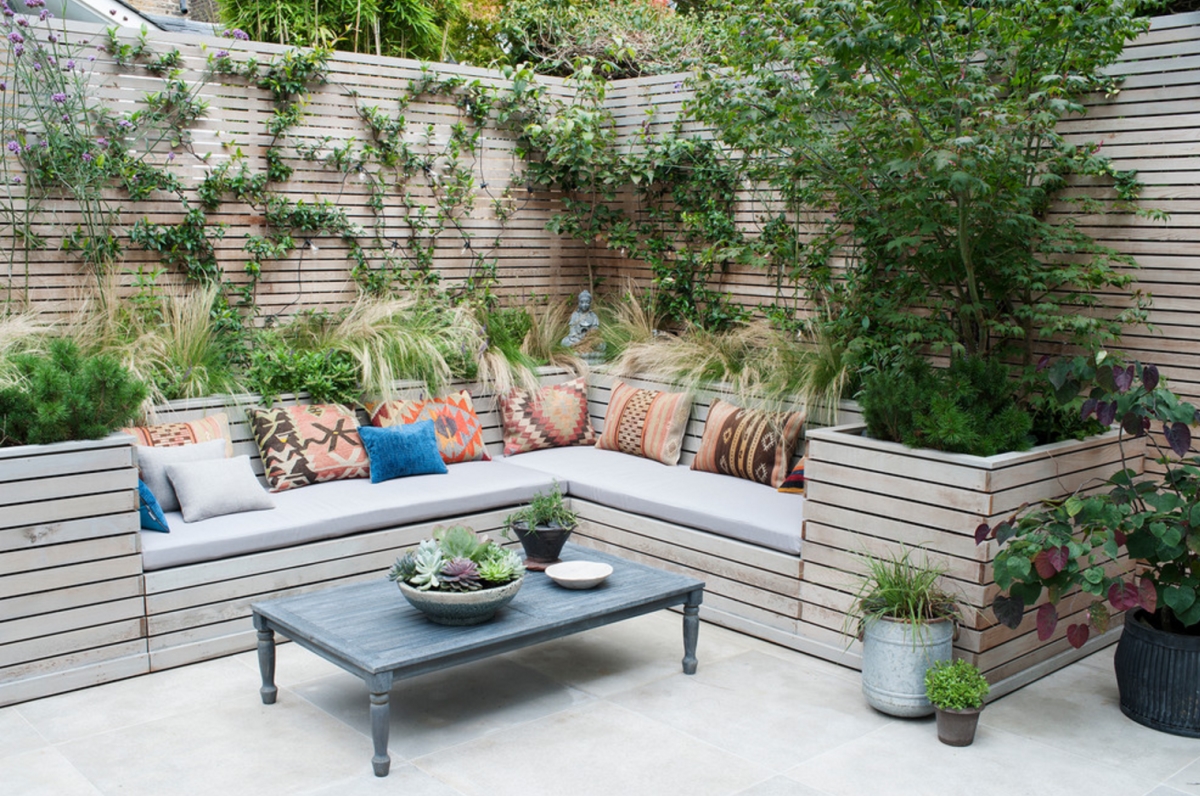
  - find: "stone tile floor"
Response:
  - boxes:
[4,613,1199,796]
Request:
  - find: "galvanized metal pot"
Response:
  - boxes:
[861,615,955,717]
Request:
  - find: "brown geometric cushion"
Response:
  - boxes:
[499,377,596,456]
[248,404,370,492]
[691,398,806,487]
[367,390,490,464]
[123,412,234,457]
[595,381,692,466]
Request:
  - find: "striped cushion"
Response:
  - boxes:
[596,381,692,466]
[123,412,234,458]
[692,399,805,488]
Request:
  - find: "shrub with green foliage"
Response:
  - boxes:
[925,659,990,711]
[0,339,147,446]
[859,357,1033,457]
[246,329,361,405]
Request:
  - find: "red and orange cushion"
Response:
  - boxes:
[595,381,692,466]
[367,390,490,464]
[499,376,596,456]
[123,412,234,458]
[248,404,370,492]
[691,398,805,488]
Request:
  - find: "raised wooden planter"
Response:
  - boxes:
[803,424,1145,697]
[0,435,145,707]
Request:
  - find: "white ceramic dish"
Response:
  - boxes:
[545,561,613,590]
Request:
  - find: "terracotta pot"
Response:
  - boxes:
[935,706,982,746]
[509,521,574,571]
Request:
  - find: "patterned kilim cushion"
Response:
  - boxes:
[692,398,806,488]
[249,404,370,492]
[777,455,807,495]
[596,381,693,466]
[499,377,596,456]
[123,412,234,457]
[367,390,490,464]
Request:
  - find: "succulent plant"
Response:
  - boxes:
[440,557,482,591]
[478,547,525,585]
[411,539,447,591]
[387,552,417,583]
[388,527,524,592]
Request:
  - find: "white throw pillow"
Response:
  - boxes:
[166,456,276,523]
[137,438,228,513]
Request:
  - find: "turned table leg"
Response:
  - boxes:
[682,588,702,675]
[253,615,277,705]
[368,673,394,777]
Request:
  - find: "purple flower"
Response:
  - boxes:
[64,59,73,69]
[46,33,56,44]
[117,119,132,128]
[31,61,39,71]
[216,50,229,58]
[46,55,54,64]
[8,30,22,43]
[0,81,6,90]
[14,15,25,25]
[1,1,12,17]
[88,55,95,61]
[38,8,49,19]
[6,140,17,153]
[226,28,249,40]
[11,176,20,184]
[24,0,45,7]
[81,151,92,162]
[108,7,115,14]
[96,136,108,147]
[60,113,67,121]
[12,44,22,56]
[50,91,65,103]
[167,152,175,161]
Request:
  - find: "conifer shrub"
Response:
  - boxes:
[859,356,1032,457]
[0,339,147,446]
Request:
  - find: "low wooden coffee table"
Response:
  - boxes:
[251,544,704,776]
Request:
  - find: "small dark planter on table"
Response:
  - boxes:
[1115,609,1200,737]
[934,706,982,746]
[510,521,573,571]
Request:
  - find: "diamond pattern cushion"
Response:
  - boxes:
[499,377,596,456]
[123,412,234,457]
[692,398,805,488]
[249,404,370,492]
[595,381,692,466]
[367,390,490,463]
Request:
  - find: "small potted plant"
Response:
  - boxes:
[388,525,525,625]
[504,481,578,570]
[925,659,990,746]
[850,547,959,717]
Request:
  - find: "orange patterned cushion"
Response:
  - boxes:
[499,377,596,456]
[367,390,490,464]
[123,413,234,458]
[692,398,805,488]
[248,404,370,492]
[595,381,692,466]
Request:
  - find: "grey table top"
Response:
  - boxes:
[252,544,705,678]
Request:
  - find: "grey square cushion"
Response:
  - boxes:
[137,438,228,512]
[167,456,276,523]
[140,460,558,570]
[505,447,803,555]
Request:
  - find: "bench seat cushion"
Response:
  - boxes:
[140,460,558,570]
[504,447,803,555]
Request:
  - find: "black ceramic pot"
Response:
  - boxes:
[509,521,573,571]
[1114,609,1200,737]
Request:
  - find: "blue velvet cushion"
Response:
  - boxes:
[358,421,448,483]
[138,478,170,532]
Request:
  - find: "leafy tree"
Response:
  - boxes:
[695,0,1159,366]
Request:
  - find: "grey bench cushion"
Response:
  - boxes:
[140,460,558,570]
[504,447,803,555]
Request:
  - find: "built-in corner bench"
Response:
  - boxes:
[0,369,1118,708]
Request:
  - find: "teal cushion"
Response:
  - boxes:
[138,478,170,532]
[359,421,448,483]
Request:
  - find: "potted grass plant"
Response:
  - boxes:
[850,547,959,717]
[504,481,577,570]
[925,659,990,746]
[388,525,526,626]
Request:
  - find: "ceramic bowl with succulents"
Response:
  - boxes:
[388,525,525,626]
